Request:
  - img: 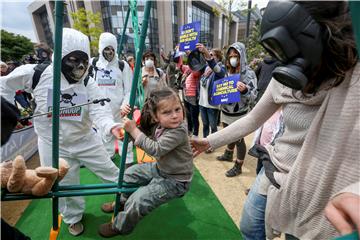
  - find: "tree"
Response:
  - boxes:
[1,30,34,62]
[70,8,103,55]
[213,0,234,45]
[246,20,266,70]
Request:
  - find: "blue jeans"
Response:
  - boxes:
[240,168,267,240]
[199,106,219,138]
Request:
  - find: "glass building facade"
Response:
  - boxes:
[192,2,214,48]
[100,0,159,55]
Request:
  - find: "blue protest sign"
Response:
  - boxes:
[179,21,201,51]
[210,74,241,105]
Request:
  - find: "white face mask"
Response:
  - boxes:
[145,59,154,68]
[230,57,238,67]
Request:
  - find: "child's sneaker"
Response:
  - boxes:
[68,221,84,236]
[98,222,121,238]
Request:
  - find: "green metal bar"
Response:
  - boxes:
[118,8,131,58]
[129,0,145,110]
[114,0,153,215]
[349,2,360,56]
[1,188,138,201]
[58,182,138,190]
[52,1,64,231]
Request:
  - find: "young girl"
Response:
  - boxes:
[99,87,193,237]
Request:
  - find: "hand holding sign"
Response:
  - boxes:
[236,81,248,93]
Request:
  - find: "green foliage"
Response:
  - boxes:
[246,21,266,70]
[70,8,103,55]
[1,30,34,62]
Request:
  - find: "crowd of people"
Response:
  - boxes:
[0,1,358,239]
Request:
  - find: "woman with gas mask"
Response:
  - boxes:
[0,28,124,237]
[191,1,358,239]
[141,51,167,99]
[214,42,257,177]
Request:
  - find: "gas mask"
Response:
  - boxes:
[230,57,238,68]
[62,50,89,84]
[145,59,154,68]
[103,46,115,62]
[260,1,324,90]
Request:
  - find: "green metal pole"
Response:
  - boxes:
[52,1,64,231]
[118,8,131,58]
[114,0,153,215]
[349,2,360,56]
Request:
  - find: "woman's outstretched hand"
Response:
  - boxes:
[190,138,211,157]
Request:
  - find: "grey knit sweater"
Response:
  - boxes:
[207,62,359,239]
[265,62,360,239]
[207,73,328,175]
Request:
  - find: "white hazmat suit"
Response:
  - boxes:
[92,32,134,164]
[0,28,120,225]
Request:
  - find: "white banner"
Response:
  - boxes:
[1,126,38,162]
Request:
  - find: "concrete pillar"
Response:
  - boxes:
[157,1,173,55]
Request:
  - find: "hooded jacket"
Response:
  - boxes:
[92,32,132,122]
[0,28,119,145]
[222,42,257,117]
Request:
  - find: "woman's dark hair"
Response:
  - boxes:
[297,1,358,93]
[142,51,157,62]
[139,87,185,137]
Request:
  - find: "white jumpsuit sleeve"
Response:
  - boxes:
[121,61,133,107]
[0,64,36,103]
[86,76,122,140]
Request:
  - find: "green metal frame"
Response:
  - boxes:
[1,0,153,236]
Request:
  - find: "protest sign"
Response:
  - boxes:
[179,21,200,51]
[210,74,241,105]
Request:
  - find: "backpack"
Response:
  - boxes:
[88,57,125,81]
[32,63,91,90]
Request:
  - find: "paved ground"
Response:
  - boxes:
[1,133,258,232]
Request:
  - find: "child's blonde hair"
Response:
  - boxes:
[140,87,185,137]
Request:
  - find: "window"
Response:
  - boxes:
[192,4,213,48]
[101,0,159,55]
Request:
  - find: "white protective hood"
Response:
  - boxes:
[98,32,119,65]
[53,28,91,83]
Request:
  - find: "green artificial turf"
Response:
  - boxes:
[16,165,242,239]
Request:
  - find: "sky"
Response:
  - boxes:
[1,1,37,42]
[0,0,269,44]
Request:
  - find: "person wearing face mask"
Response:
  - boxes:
[0,28,124,237]
[215,42,257,177]
[141,51,167,98]
[191,1,358,239]
[89,32,134,169]
[195,43,225,142]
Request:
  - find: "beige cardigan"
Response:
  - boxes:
[207,62,359,239]
[265,62,360,239]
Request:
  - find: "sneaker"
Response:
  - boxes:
[68,221,84,236]
[101,201,124,213]
[98,222,121,238]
